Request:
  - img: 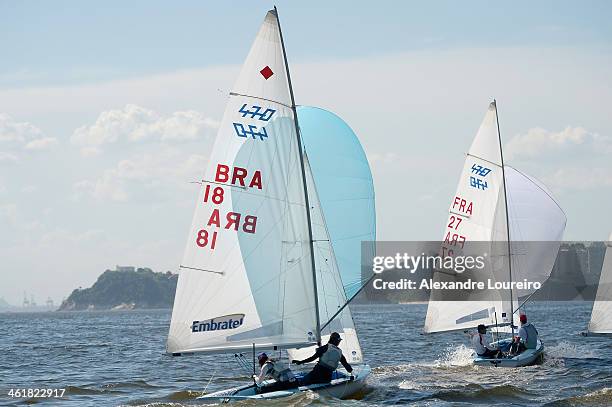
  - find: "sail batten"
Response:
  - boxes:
[229,92,293,108]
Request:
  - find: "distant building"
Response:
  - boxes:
[115,265,136,272]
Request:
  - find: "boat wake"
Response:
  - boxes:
[433,344,475,367]
[546,341,598,360]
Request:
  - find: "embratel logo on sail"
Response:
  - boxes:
[191,314,245,333]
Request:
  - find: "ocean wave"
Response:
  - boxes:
[166,390,203,401]
[543,387,612,406]
[428,383,534,402]
[64,385,122,395]
[101,379,160,389]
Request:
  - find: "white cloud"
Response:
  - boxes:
[368,152,398,164]
[543,167,612,190]
[505,126,611,159]
[80,146,102,157]
[25,136,58,150]
[0,113,58,154]
[71,104,219,154]
[75,148,207,202]
[0,113,44,144]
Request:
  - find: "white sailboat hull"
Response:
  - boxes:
[199,364,370,402]
[473,338,544,367]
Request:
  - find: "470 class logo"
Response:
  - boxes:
[469,164,491,191]
[233,103,276,141]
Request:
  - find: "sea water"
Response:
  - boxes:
[1,302,610,406]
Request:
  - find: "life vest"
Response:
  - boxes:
[263,361,294,382]
[319,343,342,370]
[522,323,538,349]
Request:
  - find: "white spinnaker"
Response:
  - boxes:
[505,166,566,298]
[588,234,612,334]
[167,10,318,354]
[286,155,363,364]
[424,102,514,334]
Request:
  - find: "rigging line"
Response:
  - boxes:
[514,290,538,314]
[465,153,503,168]
[494,99,516,335]
[320,272,377,331]
[306,153,347,330]
[449,210,470,218]
[179,265,224,275]
[233,188,305,205]
[229,92,292,109]
[199,180,247,190]
[203,367,218,393]
[506,165,567,219]
[327,232,375,243]
[276,6,321,343]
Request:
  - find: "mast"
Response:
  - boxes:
[274,7,322,343]
[493,99,515,337]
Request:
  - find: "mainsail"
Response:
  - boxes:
[167,10,319,354]
[424,102,566,334]
[587,234,612,335]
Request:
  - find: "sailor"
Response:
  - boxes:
[510,314,538,355]
[471,324,500,358]
[253,352,298,393]
[292,332,354,385]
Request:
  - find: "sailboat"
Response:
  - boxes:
[166,8,371,400]
[582,233,612,337]
[423,101,566,367]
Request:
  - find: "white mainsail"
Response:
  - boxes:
[286,155,363,364]
[167,10,319,354]
[587,234,612,335]
[425,102,513,334]
[424,102,566,334]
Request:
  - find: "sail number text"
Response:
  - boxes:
[196,164,262,250]
[440,196,473,256]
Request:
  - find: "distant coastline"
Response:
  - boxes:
[58,267,178,311]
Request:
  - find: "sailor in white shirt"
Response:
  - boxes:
[471,324,500,358]
[252,352,298,393]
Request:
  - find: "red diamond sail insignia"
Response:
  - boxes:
[260,66,274,80]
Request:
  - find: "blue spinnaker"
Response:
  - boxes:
[297,106,376,298]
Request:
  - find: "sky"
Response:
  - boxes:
[1,1,611,305]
